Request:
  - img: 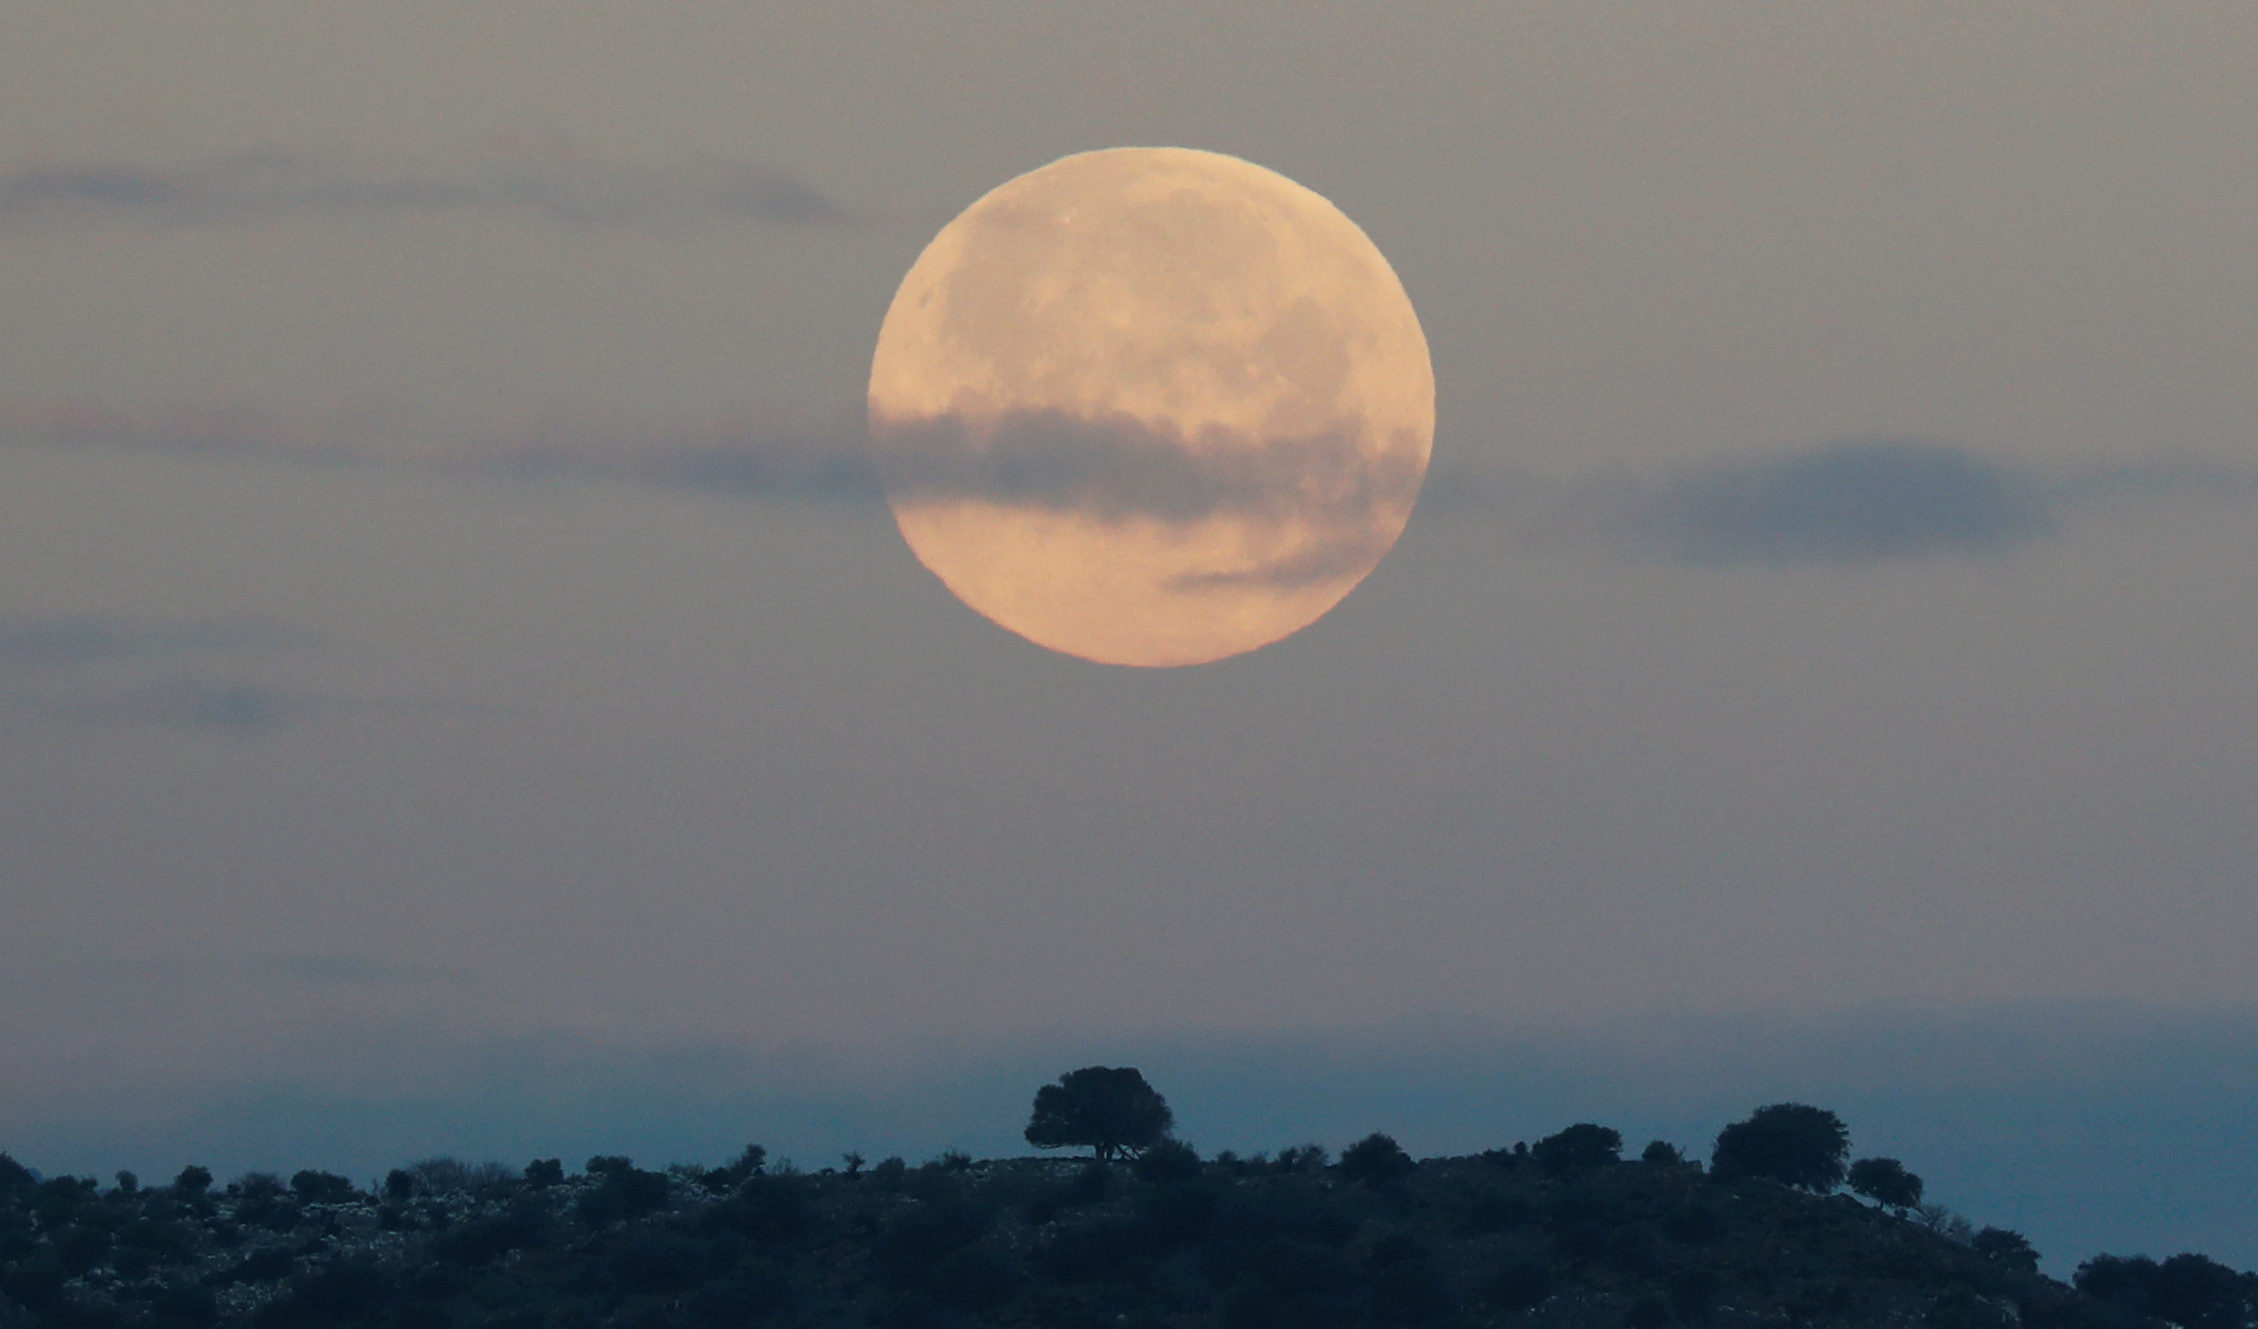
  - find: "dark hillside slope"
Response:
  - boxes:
[0,1140,2248,1329]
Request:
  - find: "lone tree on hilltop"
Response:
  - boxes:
[1711,1103,1851,1192]
[1848,1156,1924,1212]
[1024,1066,1174,1161]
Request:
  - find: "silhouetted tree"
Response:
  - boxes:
[1023,1066,1173,1160]
[1640,1140,1685,1165]
[2076,1254,2159,1310]
[0,1155,32,1201]
[1848,1156,1924,1211]
[1971,1226,2039,1274]
[1338,1133,1417,1184]
[170,1164,212,1198]
[1711,1103,1850,1192]
[2087,1252,2258,1329]
[523,1158,564,1188]
[1533,1123,1622,1173]
[2150,1253,2258,1329]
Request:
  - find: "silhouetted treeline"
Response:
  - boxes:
[0,1098,2251,1328]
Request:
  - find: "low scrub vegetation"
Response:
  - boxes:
[0,1089,2249,1328]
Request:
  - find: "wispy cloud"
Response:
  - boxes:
[259,955,469,989]
[73,675,344,733]
[0,616,342,734]
[1608,439,2057,565]
[479,419,884,504]
[11,397,2257,572]
[0,150,852,231]
[0,616,315,666]
[1445,440,2258,568]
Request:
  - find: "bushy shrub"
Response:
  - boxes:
[1464,1190,1534,1234]
[232,1173,297,1228]
[1971,1226,2039,1273]
[0,1256,67,1313]
[875,1197,996,1282]
[708,1174,812,1244]
[53,1224,112,1276]
[1369,1237,1448,1325]
[1670,1265,1721,1319]
[1135,1138,1202,1183]
[690,1263,791,1327]
[719,1144,768,1183]
[433,1197,550,1267]
[1533,1123,1622,1173]
[1025,1161,1115,1224]
[1068,1160,1111,1203]
[1487,1243,1555,1310]
[407,1157,475,1195]
[577,1158,671,1225]
[1337,1133,1415,1185]
[0,1154,33,1200]
[171,1164,213,1198]
[266,1259,389,1323]
[1141,1180,1218,1246]
[289,1170,357,1204]
[218,1246,296,1286]
[1914,1203,1975,1245]
[1041,1218,1152,1284]
[605,1228,710,1296]
[1663,1200,1719,1245]
[925,1245,1018,1311]
[29,1177,95,1225]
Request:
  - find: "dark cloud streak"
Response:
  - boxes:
[872,408,1423,528]
[13,401,2257,573]
[92,676,335,732]
[0,616,314,666]
[1623,440,2057,566]
[0,617,340,734]
[0,151,852,231]
[1454,440,2230,568]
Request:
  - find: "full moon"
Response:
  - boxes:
[868,147,1434,667]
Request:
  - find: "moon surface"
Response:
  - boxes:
[868,147,1434,667]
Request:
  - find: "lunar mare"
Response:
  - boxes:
[869,147,1433,667]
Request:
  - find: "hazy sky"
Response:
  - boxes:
[3,1,2255,1268]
